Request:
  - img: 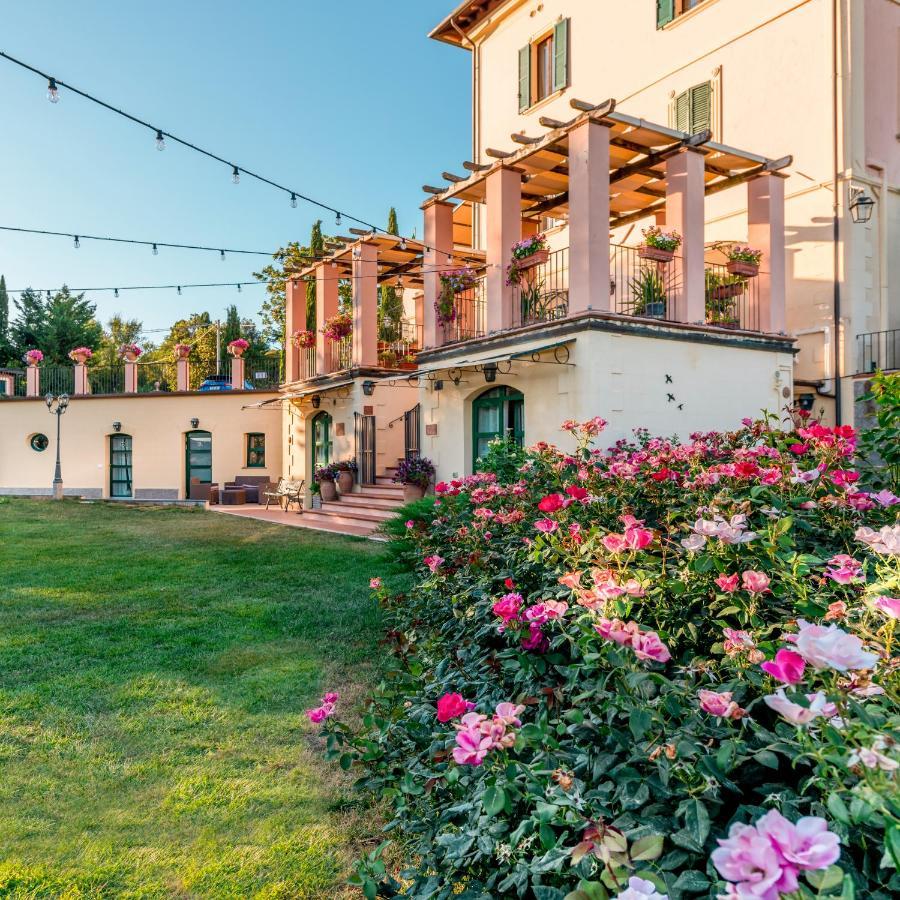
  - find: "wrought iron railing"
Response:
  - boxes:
[441,275,487,343]
[244,355,281,389]
[610,244,680,321]
[511,247,569,328]
[380,319,422,366]
[2,370,28,397]
[39,366,75,395]
[137,362,175,392]
[87,365,126,395]
[299,346,317,380]
[704,263,759,332]
[857,329,900,374]
[326,335,353,372]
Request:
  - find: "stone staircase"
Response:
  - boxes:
[298,465,407,538]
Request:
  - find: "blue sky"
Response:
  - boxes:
[0,0,470,336]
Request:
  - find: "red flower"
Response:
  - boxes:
[436,692,473,722]
[538,493,567,513]
[504,577,515,590]
[565,485,589,501]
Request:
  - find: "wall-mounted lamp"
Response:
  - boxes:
[849,189,875,225]
[190,417,199,429]
[311,395,321,409]
[112,421,122,433]
[433,379,444,391]
[362,380,376,396]
[483,362,498,383]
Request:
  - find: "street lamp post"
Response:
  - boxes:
[45,393,70,500]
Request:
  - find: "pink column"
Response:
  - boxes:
[176,358,190,391]
[423,200,454,349]
[26,366,40,397]
[316,263,339,373]
[665,148,706,324]
[748,174,787,334]
[568,120,611,314]
[486,167,522,333]
[352,242,379,367]
[124,361,138,393]
[284,277,305,383]
[73,363,89,395]
[414,293,424,346]
[231,355,245,390]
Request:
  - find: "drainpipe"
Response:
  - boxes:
[831,0,842,423]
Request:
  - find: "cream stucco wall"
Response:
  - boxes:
[0,392,282,499]
[418,324,794,479]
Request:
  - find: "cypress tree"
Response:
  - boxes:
[306,220,324,329]
[0,275,9,364]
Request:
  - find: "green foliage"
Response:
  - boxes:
[629,268,667,315]
[379,497,437,573]
[476,432,526,480]
[316,418,900,899]
[858,371,900,491]
[94,314,144,367]
[141,312,217,389]
[0,274,10,365]
[0,499,385,896]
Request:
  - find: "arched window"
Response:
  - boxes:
[472,386,524,463]
[312,412,333,469]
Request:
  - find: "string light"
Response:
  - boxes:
[46,77,59,103]
[399,238,407,251]
[114,288,119,297]
[155,129,165,151]
[231,166,240,185]
[335,213,342,226]
[152,243,158,255]
[290,193,297,209]
[7,280,268,295]
[219,250,226,262]
[73,235,80,249]
[237,283,242,292]
[177,286,182,295]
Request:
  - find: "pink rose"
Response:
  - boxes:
[712,821,793,899]
[873,596,900,620]
[565,485,589,501]
[405,519,415,529]
[452,727,492,766]
[624,526,653,550]
[631,630,671,664]
[423,554,445,573]
[756,809,840,873]
[794,620,879,672]
[369,577,382,590]
[716,573,739,593]
[698,689,744,720]
[602,533,628,553]
[306,706,329,724]
[521,622,549,653]
[538,493,566,513]
[741,570,770,594]
[763,689,836,725]
[723,628,755,656]
[437,692,474,722]
[535,518,559,533]
[322,692,340,705]
[492,592,522,624]
[760,648,806,685]
[493,702,524,728]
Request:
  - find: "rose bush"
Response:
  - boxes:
[312,412,899,899]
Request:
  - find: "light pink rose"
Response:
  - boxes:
[612,876,668,899]
[631,630,671,664]
[873,596,900,620]
[681,533,707,552]
[742,570,770,594]
[493,702,524,728]
[794,620,879,672]
[698,689,744,720]
[755,809,841,872]
[369,577,382,590]
[716,573,739,593]
[535,518,559,533]
[712,822,792,899]
[452,726,492,766]
[602,533,628,553]
[760,648,806,685]
[763,689,836,725]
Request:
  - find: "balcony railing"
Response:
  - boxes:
[380,319,423,367]
[299,346,317,380]
[611,244,680,321]
[441,275,487,343]
[703,263,759,332]
[512,247,569,328]
[327,334,353,371]
[857,329,900,374]
[39,366,75,395]
[87,365,125,395]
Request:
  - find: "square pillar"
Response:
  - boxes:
[316,263,339,373]
[231,355,245,390]
[423,200,455,348]
[352,242,379,368]
[665,148,706,324]
[26,365,40,397]
[73,363,89,395]
[569,120,611,314]
[176,358,190,391]
[748,174,787,334]
[284,277,305,383]
[486,167,522,333]
[124,361,138,393]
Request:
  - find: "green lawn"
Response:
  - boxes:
[0,499,384,898]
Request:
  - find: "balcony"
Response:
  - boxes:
[857,329,900,375]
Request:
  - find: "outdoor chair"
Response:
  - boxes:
[283,479,305,512]
[264,477,287,510]
[189,478,218,502]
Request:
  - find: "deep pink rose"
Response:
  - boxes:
[423,554,444,573]
[492,592,522,624]
[624,526,653,550]
[716,573,739,593]
[437,692,473,723]
[760,648,806,685]
[538,493,566,513]
[535,518,559,533]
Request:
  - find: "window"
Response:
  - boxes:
[657,0,710,27]
[672,82,712,135]
[518,18,569,113]
[472,386,524,465]
[110,434,133,498]
[246,433,266,468]
[30,433,49,452]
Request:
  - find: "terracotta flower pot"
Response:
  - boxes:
[515,248,549,271]
[71,353,89,364]
[403,483,426,502]
[711,283,745,300]
[638,246,675,263]
[228,347,245,358]
[337,470,354,494]
[727,260,759,277]
[319,480,338,501]
[122,352,139,363]
[174,348,191,360]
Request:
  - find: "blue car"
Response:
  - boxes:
[198,374,254,391]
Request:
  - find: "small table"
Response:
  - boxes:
[221,488,246,506]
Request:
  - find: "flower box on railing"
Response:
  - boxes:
[726,260,760,277]
[516,248,549,271]
[638,246,675,263]
[709,282,746,301]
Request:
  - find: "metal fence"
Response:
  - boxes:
[610,244,681,321]
[704,263,759,331]
[299,346,317,380]
[326,335,353,372]
[137,362,176,392]
[442,275,487,343]
[39,366,75,395]
[87,365,125,395]
[857,329,900,374]
[244,355,281,389]
[1,371,27,397]
[381,319,423,365]
[511,247,569,328]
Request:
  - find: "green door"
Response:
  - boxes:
[110,434,133,497]
[312,413,333,469]
[186,430,213,492]
[472,386,524,465]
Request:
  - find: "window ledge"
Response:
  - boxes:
[661,0,721,30]
[522,86,568,117]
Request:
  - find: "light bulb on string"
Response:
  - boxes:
[177,286,182,295]
[47,78,59,103]
[290,193,297,209]
[219,250,226,262]
[237,283,242,293]
[114,288,119,298]
[399,238,407,251]
[335,212,341,226]
[232,166,240,185]
[155,130,165,151]
[73,235,80,249]
[152,243,158,256]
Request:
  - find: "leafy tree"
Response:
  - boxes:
[142,312,218,390]
[9,286,102,364]
[7,288,45,362]
[95,315,144,367]
[306,220,324,330]
[857,371,900,491]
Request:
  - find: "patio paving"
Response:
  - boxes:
[209,503,383,539]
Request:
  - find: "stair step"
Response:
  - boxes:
[334,494,404,511]
[318,502,396,523]
[302,509,382,533]
[356,487,406,500]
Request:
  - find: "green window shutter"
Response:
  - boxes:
[518,45,531,112]
[674,90,690,132]
[552,18,569,92]
[657,0,675,28]
[689,82,712,134]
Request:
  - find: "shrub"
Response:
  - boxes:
[857,371,900,492]
[314,414,900,899]
[477,433,527,482]
[314,463,339,483]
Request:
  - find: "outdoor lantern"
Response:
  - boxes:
[434,379,444,391]
[849,190,875,225]
[797,394,815,413]
[190,417,199,429]
[483,362,498,383]
[112,421,122,432]
[362,380,376,396]
[311,395,321,409]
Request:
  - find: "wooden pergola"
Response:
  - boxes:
[422,99,791,228]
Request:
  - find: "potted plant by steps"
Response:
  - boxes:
[629,268,667,318]
[309,481,322,509]
[335,459,356,494]
[393,456,436,502]
[726,245,763,277]
[315,463,339,501]
[637,225,682,262]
